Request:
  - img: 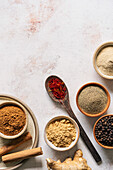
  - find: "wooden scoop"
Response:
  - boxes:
[45,75,102,164]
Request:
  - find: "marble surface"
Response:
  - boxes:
[0,0,113,169]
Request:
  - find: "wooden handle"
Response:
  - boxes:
[2,147,43,163]
[62,100,102,163]
[0,132,32,156]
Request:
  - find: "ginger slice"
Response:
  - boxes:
[46,149,91,170]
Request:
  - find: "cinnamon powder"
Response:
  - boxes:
[0,105,26,136]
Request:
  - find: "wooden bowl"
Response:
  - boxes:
[76,82,110,117]
[0,101,28,139]
[93,114,113,149]
[44,115,79,151]
[93,42,113,79]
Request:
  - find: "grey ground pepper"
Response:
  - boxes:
[78,85,108,114]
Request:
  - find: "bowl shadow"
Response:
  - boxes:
[17,157,43,169]
[101,77,113,92]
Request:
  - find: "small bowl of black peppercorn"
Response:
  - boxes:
[93,114,113,149]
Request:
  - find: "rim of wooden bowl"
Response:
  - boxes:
[44,115,80,151]
[76,82,110,117]
[93,41,113,79]
[0,101,28,139]
[93,114,113,149]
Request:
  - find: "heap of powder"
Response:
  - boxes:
[78,86,108,114]
[0,105,26,136]
[46,119,76,147]
[96,46,113,76]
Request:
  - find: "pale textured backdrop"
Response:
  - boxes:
[0,0,113,169]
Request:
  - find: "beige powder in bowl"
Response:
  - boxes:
[96,46,113,76]
[46,118,76,147]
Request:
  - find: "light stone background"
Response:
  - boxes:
[0,0,113,169]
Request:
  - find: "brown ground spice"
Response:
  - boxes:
[0,105,26,136]
[46,119,76,147]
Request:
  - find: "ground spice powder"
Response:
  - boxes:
[96,46,113,76]
[0,105,26,136]
[46,119,76,147]
[78,86,108,114]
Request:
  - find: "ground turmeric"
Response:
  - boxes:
[0,105,26,136]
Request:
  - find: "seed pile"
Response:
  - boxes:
[78,85,108,114]
[95,115,113,146]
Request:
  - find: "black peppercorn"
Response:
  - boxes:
[94,115,113,147]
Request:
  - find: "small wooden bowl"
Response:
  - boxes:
[76,82,110,117]
[93,42,113,79]
[0,101,28,139]
[44,115,79,151]
[93,114,113,149]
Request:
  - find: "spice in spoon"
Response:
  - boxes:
[78,85,108,114]
[48,77,66,99]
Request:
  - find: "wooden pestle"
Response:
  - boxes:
[2,147,43,162]
[0,132,32,156]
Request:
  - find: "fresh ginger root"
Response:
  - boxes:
[46,149,91,170]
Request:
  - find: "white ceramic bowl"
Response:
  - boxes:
[0,101,28,139]
[93,42,113,79]
[44,115,79,151]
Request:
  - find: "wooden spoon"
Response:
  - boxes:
[45,75,102,164]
